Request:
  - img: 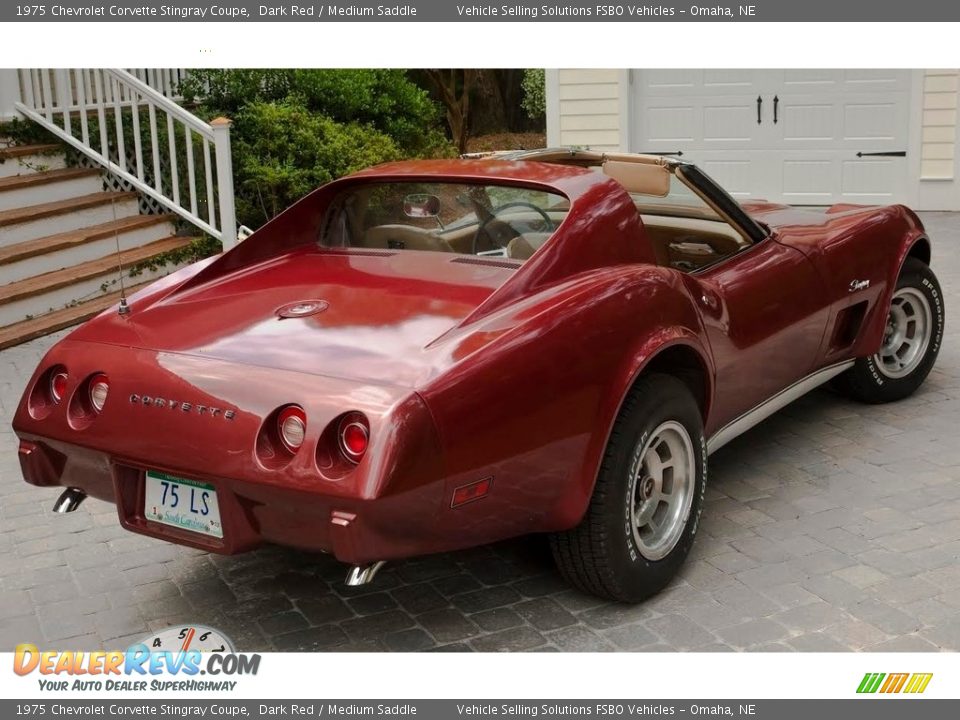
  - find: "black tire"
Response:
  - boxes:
[550,373,707,603]
[836,258,944,404]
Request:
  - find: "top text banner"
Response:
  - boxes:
[5,0,960,22]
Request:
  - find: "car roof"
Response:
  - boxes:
[343,149,682,202]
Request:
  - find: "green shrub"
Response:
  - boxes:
[231,100,402,226]
[180,69,449,157]
[521,69,546,122]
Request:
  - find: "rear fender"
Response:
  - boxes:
[562,328,714,529]
[419,265,713,540]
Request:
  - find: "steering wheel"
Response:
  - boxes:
[473,201,555,254]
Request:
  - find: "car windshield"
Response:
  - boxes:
[322,182,570,261]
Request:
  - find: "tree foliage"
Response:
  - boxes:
[177,69,454,228]
[232,101,403,226]
[180,69,448,157]
[521,69,546,122]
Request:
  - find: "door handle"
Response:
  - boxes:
[773,95,779,124]
[856,151,907,157]
[756,95,762,125]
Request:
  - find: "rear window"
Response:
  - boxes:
[323,182,569,261]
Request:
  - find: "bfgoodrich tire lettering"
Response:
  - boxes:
[549,373,707,602]
[837,258,944,404]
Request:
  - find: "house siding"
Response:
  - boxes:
[548,69,623,151]
[921,69,959,180]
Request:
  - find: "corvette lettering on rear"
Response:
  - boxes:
[129,394,236,420]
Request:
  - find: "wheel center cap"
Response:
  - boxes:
[640,477,655,500]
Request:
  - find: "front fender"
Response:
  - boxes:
[853,209,930,358]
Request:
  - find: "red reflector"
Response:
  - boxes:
[451,477,492,508]
[340,420,369,462]
[50,372,68,404]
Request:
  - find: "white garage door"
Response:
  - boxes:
[632,70,912,204]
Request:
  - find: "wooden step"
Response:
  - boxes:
[1,236,190,306]
[0,279,153,351]
[0,143,67,179]
[0,166,100,192]
[0,191,137,229]
[0,214,175,267]
[0,144,61,161]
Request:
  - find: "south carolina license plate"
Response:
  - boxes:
[144,470,223,539]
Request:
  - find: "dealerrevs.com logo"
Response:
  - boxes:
[857,672,933,695]
[13,627,260,692]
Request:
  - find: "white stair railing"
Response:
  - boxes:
[14,68,237,250]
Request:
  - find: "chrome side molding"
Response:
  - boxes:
[706,361,855,455]
[345,560,386,587]
[53,487,87,513]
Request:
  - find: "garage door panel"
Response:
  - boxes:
[646,106,696,142]
[633,69,912,204]
[703,70,759,88]
[782,104,836,141]
[700,159,755,197]
[703,104,756,142]
[782,159,836,200]
[644,69,698,91]
[841,159,900,198]
[843,69,909,90]
[843,102,899,141]
[782,69,839,88]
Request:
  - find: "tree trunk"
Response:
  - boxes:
[425,69,477,154]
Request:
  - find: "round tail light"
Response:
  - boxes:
[89,373,109,412]
[278,406,307,453]
[339,414,369,463]
[50,371,68,404]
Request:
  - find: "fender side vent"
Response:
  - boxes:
[831,300,868,350]
[451,257,521,270]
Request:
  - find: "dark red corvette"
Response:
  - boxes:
[12,150,944,601]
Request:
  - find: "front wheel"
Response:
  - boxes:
[837,258,944,404]
[549,374,707,603]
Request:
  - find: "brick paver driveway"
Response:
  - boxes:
[2,212,959,652]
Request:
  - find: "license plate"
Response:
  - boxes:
[144,470,223,539]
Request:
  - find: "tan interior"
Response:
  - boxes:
[640,215,745,270]
[504,215,743,269]
[602,160,671,197]
[363,224,454,253]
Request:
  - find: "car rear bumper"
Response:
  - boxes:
[13,339,449,565]
[16,432,444,566]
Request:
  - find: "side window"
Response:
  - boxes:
[630,175,750,272]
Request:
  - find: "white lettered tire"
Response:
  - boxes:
[550,374,707,602]
[837,258,944,404]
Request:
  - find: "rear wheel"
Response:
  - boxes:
[550,374,706,602]
[837,258,944,404]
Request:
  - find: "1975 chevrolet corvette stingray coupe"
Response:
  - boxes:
[13,149,944,602]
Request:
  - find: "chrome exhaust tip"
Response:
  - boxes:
[345,561,386,587]
[53,487,86,514]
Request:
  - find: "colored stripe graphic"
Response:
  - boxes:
[880,673,909,693]
[904,674,933,694]
[857,672,932,694]
[858,673,885,693]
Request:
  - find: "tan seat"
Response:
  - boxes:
[506,232,552,260]
[363,225,454,253]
